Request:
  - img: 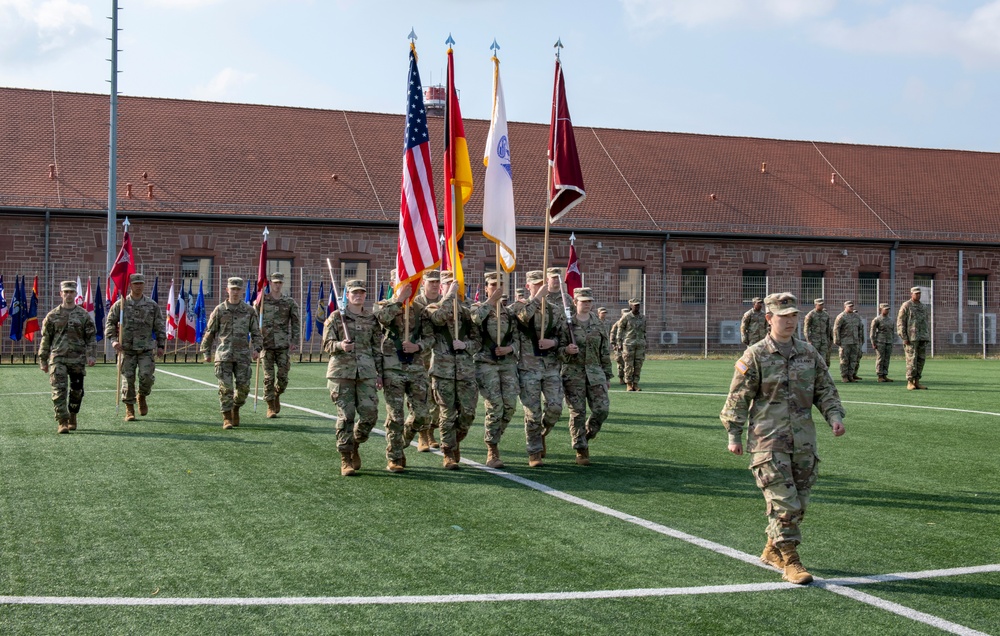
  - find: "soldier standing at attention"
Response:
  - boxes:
[545,267,566,319]
[202,277,262,430]
[324,279,383,476]
[105,273,165,422]
[721,292,845,585]
[373,272,433,473]
[610,308,629,385]
[425,271,481,470]
[741,297,767,347]
[870,303,895,382]
[804,299,833,368]
[512,270,565,467]
[559,287,612,466]
[619,298,647,391]
[410,271,443,451]
[258,272,300,419]
[596,307,609,335]
[833,300,864,382]
[897,286,930,390]
[472,272,519,469]
[38,280,97,434]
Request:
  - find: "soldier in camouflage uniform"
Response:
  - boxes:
[869,303,895,382]
[202,277,262,429]
[559,287,612,466]
[803,299,833,368]
[741,297,767,347]
[721,292,846,585]
[597,307,609,333]
[897,286,930,390]
[38,280,97,433]
[105,273,166,422]
[618,298,647,391]
[324,279,384,476]
[410,271,443,451]
[373,272,433,473]
[545,267,566,319]
[609,308,629,385]
[833,300,864,382]
[258,272,300,418]
[512,270,566,467]
[472,272,519,469]
[425,271,481,469]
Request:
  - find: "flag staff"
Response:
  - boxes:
[491,40,503,345]
[114,216,131,414]
[540,38,564,338]
[325,259,353,343]
[446,34,460,340]
[253,226,268,413]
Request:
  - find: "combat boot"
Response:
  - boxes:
[386,458,405,473]
[340,452,356,476]
[57,418,70,434]
[351,441,362,470]
[222,410,234,430]
[138,394,148,416]
[442,449,459,470]
[777,543,814,585]
[634,383,642,391]
[842,376,852,383]
[273,395,281,414]
[916,381,928,389]
[266,399,277,419]
[575,448,591,466]
[68,413,77,431]
[124,403,137,422]
[626,383,635,392]
[485,443,504,469]
[853,375,863,381]
[428,429,441,450]
[907,380,917,390]
[760,537,784,569]
[877,375,887,382]
[528,452,545,468]
[884,376,894,382]
[417,429,431,452]
[230,405,240,427]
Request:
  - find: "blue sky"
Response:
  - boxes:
[3,0,1000,152]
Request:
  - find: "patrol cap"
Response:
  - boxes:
[573,287,595,302]
[546,267,562,278]
[227,277,245,289]
[910,286,922,294]
[597,307,607,313]
[60,280,77,292]
[752,296,763,304]
[269,272,284,283]
[764,292,799,316]
[484,272,501,283]
[526,270,544,284]
[514,289,527,299]
[346,279,366,292]
[628,297,641,306]
[440,270,455,284]
[844,300,855,307]
[878,303,890,310]
[423,270,441,282]
[814,298,825,305]
[130,273,145,284]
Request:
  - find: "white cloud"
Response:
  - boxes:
[0,0,98,63]
[621,0,837,28]
[192,67,256,101]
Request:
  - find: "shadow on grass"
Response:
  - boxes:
[80,429,272,444]
[863,578,1000,601]
[816,476,1000,514]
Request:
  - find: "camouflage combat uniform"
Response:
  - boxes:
[617,308,647,389]
[201,299,262,413]
[411,289,442,439]
[323,305,383,454]
[740,308,768,347]
[833,309,864,380]
[105,292,166,406]
[869,309,895,379]
[373,298,433,463]
[804,307,833,367]
[472,299,519,446]
[721,334,845,547]
[897,296,930,385]
[259,292,300,401]
[560,311,612,453]
[609,308,628,384]
[513,294,565,458]
[38,303,97,426]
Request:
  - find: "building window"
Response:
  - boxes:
[968,274,988,307]
[913,273,934,287]
[340,260,369,288]
[266,259,294,290]
[801,271,824,304]
[681,268,706,305]
[742,269,767,303]
[858,272,880,306]
[181,256,213,298]
[620,267,643,303]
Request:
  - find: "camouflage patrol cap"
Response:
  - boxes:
[346,279,366,292]
[60,280,77,292]
[764,292,799,316]
[628,297,641,306]
[844,300,855,307]
[878,303,890,310]
[515,289,527,299]
[484,272,501,283]
[546,267,562,278]
[573,287,595,302]
[526,270,544,284]
[597,307,607,313]
[910,286,922,294]
[814,298,825,305]
[269,272,284,282]
[752,297,763,304]
[227,277,245,289]
[440,270,455,284]
[423,270,441,282]
[129,273,145,284]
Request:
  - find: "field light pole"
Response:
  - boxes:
[105,0,122,358]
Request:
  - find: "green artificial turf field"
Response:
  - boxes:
[1,358,998,635]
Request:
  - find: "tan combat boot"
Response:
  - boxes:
[387,458,405,473]
[575,448,591,466]
[907,380,917,390]
[760,537,784,569]
[340,452,356,476]
[68,413,77,431]
[877,376,887,382]
[138,394,148,416]
[428,429,441,450]
[442,449,459,470]
[351,443,362,470]
[266,399,277,419]
[232,405,241,427]
[777,543,814,585]
[124,403,137,422]
[528,452,544,468]
[222,410,234,429]
[417,429,431,452]
[884,376,894,382]
[57,418,70,434]
[273,395,281,414]
[853,375,863,381]
[485,443,504,469]
[916,381,928,389]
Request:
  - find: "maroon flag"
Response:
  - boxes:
[548,57,586,223]
[109,229,136,301]
[565,243,582,298]
[256,228,269,295]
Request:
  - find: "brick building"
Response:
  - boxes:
[1,87,998,355]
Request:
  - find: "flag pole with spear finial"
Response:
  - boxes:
[540,37,563,339]
[253,226,268,413]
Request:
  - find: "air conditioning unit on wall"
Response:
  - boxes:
[719,321,740,345]
[659,331,678,345]
[951,332,968,345]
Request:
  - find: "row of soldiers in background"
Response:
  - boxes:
[744,288,931,390]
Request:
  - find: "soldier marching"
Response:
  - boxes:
[105,273,166,421]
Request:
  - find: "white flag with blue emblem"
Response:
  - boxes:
[482,55,516,272]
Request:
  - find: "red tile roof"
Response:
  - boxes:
[3,87,999,243]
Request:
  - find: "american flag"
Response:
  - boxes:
[396,43,440,301]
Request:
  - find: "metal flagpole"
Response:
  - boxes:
[253,227,268,412]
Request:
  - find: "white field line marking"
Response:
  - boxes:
[13,370,996,635]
